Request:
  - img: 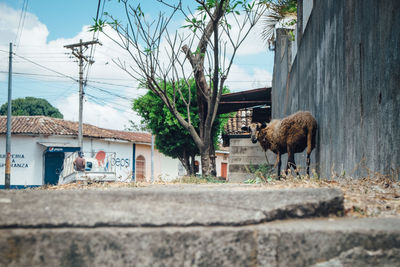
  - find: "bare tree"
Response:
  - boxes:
[92,0,266,176]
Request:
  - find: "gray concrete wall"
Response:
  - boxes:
[272,0,400,178]
[228,138,275,182]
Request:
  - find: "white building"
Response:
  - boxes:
[0,116,181,188]
[0,116,229,188]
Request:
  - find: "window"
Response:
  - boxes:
[136,155,146,181]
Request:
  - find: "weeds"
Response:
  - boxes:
[244,163,275,183]
[171,175,227,184]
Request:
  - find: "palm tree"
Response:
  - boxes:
[261,0,297,50]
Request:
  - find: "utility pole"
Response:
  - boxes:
[64,39,101,151]
[5,43,13,189]
[151,135,154,183]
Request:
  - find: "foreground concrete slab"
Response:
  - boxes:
[0,184,343,227]
[0,218,399,266]
[2,185,397,266]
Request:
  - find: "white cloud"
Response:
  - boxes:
[225,64,272,92]
[0,3,141,130]
[56,93,141,130]
[0,2,273,130]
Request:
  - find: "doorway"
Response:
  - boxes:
[44,152,65,185]
[221,162,228,179]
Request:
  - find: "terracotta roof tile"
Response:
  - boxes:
[0,116,151,144]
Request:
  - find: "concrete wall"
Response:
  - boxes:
[272,0,400,178]
[302,0,313,33]
[228,138,275,182]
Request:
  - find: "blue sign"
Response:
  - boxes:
[47,147,80,153]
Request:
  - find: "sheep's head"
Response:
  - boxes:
[241,122,267,144]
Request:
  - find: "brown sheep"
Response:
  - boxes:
[242,111,317,178]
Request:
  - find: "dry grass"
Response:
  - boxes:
[35,175,400,219]
[258,174,400,218]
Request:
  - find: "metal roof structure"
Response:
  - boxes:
[217,87,271,114]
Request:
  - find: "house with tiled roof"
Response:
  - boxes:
[0,116,181,188]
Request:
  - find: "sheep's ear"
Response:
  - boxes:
[260,122,267,129]
[256,122,266,131]
[241,126,249,132]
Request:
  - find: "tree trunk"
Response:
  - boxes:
[184,153,192,176]
[179,151,192,176]
[190,154,196,175]
[200,146,211,176]
[209,127,217,177]
[209,148,216,176]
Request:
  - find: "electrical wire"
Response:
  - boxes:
[10,52,78,82]
[14,0,29,51]
[85,84,133,101]
[84,0,106,86]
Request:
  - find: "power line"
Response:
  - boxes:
[0,70,139,90]
[14,0,29,51]
[86,79,135,88]
[0,70,72,80]
[10,52,78,82]
[85,83,134,101]
[85,93,136,115]
[84,0,106,86]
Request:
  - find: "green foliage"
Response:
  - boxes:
[124,120,149,132]
[183,0,264,32]
[244,163,274,183]
[133,79,228,161]
[0,97,63,118]
[133,79,199,159]
[261,0,297,43]
[173,175,227,184]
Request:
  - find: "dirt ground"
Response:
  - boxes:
[42,176,400,219]
[258,176,400,218]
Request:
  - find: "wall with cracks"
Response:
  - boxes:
[272,0,400,178]
[0,186,399,266]
[1,218,400,266]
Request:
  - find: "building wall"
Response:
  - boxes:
[157,151,180,181]
[215,151,229,178]
[272,0,400,178]
[0,135,45,186]
[1,134,181,187]
[133,143,181,182]
[84,139,134,181]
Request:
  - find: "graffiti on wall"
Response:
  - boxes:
[95,150,130,170]
[0,154,29,168]
[112,157,130,169]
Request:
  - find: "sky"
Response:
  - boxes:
[0,0,274,130]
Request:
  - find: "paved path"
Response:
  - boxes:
[0,184,399,266]
[0,184,343,227]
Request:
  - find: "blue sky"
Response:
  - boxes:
[0,0,274,130]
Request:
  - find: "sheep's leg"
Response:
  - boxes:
[285,151,290,175]
[276,152,281,179]
[292,158,299,176]
[306,129,314,176]
[286,150,299,176]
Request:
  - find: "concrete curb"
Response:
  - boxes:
[0,218,399,266]
[0,185,343,228]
